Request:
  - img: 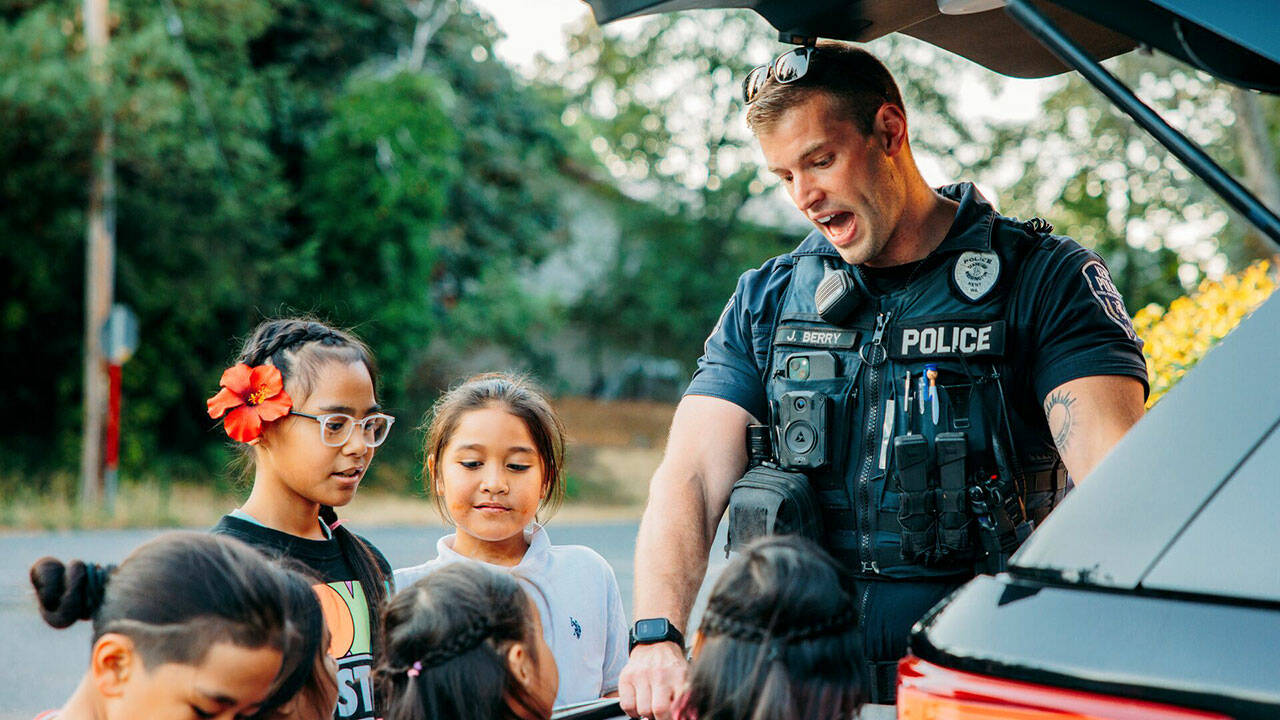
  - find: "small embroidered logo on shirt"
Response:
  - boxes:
[570,617,582,639]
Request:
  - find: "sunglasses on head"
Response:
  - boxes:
[742,46,817,105]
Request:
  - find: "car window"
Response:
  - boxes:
[1140,420,1280,603]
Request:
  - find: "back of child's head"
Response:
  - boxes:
[257,564,337,720]
[423,372,566,519]
[29,532,294,669]
[379,563,555,720]
[680,535,866,720]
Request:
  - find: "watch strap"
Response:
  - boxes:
[629,618,685,653]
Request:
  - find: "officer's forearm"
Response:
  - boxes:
[631,395,751,631]
[632,466,715,632]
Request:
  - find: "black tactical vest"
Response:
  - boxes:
[763,213,1068,579]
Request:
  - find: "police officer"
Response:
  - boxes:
[619,43,1148,718]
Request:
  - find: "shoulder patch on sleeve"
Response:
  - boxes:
[1081,259,1137,340]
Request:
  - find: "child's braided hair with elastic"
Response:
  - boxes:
[678,535,867,720]
[377,562,551,720]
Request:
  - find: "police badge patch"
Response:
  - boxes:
[1081,259,1137,340]
[951,250,1001,303]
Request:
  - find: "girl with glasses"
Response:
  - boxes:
[207,317,394,720]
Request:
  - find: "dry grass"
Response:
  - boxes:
[0,481,226,531]
[555,397,676,449]
[0,481,642,532]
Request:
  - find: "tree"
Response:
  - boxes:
[990,51,1280,310]
[0,0,588,488]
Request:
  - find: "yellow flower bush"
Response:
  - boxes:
[1131,260,1276,407]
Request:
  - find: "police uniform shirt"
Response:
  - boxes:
[687,182,1149,427]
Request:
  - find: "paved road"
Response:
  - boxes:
[2,521,736,718]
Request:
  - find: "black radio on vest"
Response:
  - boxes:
[725,215,1067,578]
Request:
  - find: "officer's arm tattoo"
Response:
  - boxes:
[1043,390,1077,453]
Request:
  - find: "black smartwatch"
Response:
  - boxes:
[629,617,685,653]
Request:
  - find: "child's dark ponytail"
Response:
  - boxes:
[29,532,295,669]
[378,563,549,720]
[30,559,115,629]
[319,504,390,665]
[680,535,866,720]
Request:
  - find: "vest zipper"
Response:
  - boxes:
[857,310,892,574]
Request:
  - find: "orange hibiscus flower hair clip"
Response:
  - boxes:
[206,363,293,443]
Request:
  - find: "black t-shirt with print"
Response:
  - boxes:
[213,515,391,720]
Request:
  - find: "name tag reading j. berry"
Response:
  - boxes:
[774,325,860,349]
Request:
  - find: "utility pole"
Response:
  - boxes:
[80,0,115,507]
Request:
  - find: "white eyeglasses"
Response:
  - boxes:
[289,411,395,447]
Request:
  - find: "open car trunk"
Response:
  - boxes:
[582,0,1280,247]
[584,1,1277,88]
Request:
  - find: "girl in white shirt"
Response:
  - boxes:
[394,373,628,708]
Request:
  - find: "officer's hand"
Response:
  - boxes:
[618,642,688,720]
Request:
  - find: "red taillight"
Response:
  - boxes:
[896,655,1229,720]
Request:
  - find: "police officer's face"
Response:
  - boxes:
[758,93,903,266]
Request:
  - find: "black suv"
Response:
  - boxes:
[901,288,1280,719]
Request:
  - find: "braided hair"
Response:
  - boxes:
[237,318,379,401]
[678,535,866,720]
[377,563,552,720]
[29,532,294,669]
[234,318,391,675]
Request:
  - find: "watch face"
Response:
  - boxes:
[635,618,669,640]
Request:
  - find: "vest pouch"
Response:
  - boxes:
[934,432,974,563]
[725,465,824,555]
[891,363,998,570]
[912,363,994,444]
[891,434,935,564]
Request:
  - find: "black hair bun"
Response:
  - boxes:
[30,557,113,629]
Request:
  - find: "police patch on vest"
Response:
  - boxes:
[1081,259,1137,340]
[951,250,1001,303]
[774,325,859,349]
[890,321,1006,359]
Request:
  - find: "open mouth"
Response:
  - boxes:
[814,211,856,243]
[332,467,363,480]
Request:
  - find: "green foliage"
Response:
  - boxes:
[1,0,581,491]
[990,52,1280,310]
[11,0,1277,500]
[544,12,793,371]
[300,69,460,392]
[0,2,96,471]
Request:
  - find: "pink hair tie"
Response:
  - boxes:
[328,518,345,531]
[407,661,422,678]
